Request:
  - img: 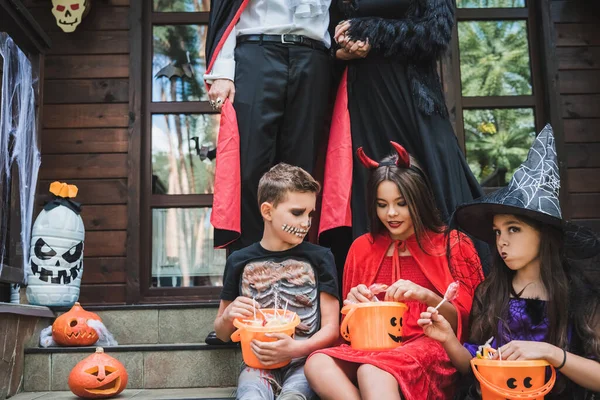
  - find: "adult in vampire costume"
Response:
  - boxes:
[205,0,342,250]
[319,0,483,242]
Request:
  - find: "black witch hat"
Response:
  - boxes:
[453,124,599,259]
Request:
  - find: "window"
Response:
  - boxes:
[141,0,225,300]
[443,0,546,187]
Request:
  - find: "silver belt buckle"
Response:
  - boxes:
[281,34,294,44]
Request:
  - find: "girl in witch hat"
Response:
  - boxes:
[418,125,600,399]
[305,141,484,400]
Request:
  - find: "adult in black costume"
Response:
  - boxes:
[319,0,483,241]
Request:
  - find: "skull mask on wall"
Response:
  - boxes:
[51,0,91,33]
[27,182,85,306]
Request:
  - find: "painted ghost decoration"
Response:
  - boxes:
[51,0,91,33]
[27,182,85,307]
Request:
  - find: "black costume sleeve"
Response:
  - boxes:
[345,0,455,61]
[317,249,340,300]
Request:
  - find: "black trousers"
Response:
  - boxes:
[229,42,332,250]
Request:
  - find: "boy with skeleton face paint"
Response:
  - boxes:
[214,163,340,400]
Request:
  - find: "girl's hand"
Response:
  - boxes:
[496,341,559,362]
[336,48,363,60]
[222,296,257,323]
[385,279,432,303]
[344,284,374,304]
[418,307,455,343]
[250,334,300,366]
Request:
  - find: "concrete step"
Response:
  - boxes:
[9,387,236,399]
[47,304,219,346]
[23,344,241,392]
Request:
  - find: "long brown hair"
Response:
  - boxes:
[468,215,569,349]
[366,154,444,250]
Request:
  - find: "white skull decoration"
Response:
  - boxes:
[26,182,85,307]
[51,0,91,33]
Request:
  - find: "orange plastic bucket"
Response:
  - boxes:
[340,302,408,351]
[471,358,556,400]
[231,309,300,369]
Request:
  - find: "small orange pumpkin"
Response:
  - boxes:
[68,347,128,398]
[52,302,101,346]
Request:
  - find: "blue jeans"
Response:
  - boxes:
[236,360,317,400]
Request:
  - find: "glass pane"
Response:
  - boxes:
[153,25,208,102]
[457,0,525,7]
[152,114,219,194]
[458,21,532,96]
[154,0,209,12]
[464,108,536,186]
[152,208,226,288]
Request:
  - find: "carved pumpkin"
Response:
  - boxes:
[53,302,101,346]
[68,347,128,399]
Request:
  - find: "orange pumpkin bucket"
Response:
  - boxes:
[471,358,556,400]
[231,309,300,369]
[340,302,408,351]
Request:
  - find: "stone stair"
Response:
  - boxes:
[19,304,241,397]
[9,387,237,399]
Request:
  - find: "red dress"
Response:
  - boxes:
[311,231,484,400]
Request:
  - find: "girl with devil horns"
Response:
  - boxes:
[305,142,484,400]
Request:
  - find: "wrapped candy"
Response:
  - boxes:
[434,281,460,310]
[369,283,389,302]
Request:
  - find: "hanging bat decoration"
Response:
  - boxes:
[155,51,194,80]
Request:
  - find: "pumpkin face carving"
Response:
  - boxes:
[388,315,403,344]
[68,347,128,399]
[53,302,101,346]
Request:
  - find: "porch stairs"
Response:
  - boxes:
[13,304,241,399]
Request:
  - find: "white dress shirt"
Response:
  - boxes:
[204,0,332,82]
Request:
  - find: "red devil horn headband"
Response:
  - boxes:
[356,141,411,169]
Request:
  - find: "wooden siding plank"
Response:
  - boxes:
[85,231,127,257]
[28,7,129,31]
[561,95,600,119]
[79,284,127,304]
[43,104,129,128]
[555,24,600,47]
[45,55,129,79]
[567,168,600,193]
[563,119,600,143]
[24,0,128,7]
[570,194,600,219]
[44,79,129,104]
[566,143,600,167]
[82,205,128,230]
[40,154,128,179]
[81,258,127,284]
[551,1,600,23]
[47,31,129,55]
[42,128,129,154]
[556,47,600,70]
[37,179,128,205]
[559,70,600,94]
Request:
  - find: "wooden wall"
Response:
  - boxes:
[551,0,600,232]
[26,0,129,304]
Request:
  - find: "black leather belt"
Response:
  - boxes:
[237,34,328,52]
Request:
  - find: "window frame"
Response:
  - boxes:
[138,1,223,303]
[441,2,548,191]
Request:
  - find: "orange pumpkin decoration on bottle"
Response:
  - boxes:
[53,302,102,346]
[68,347,128,399]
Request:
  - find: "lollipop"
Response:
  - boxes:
[434,281,460,310]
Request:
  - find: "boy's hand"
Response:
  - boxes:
[250,334,300,366]
[418,307,454,343]
[385,279,432,304]
[344,284,374,304]
[222,296,257,323]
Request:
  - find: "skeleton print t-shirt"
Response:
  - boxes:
[220,242,339,338]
